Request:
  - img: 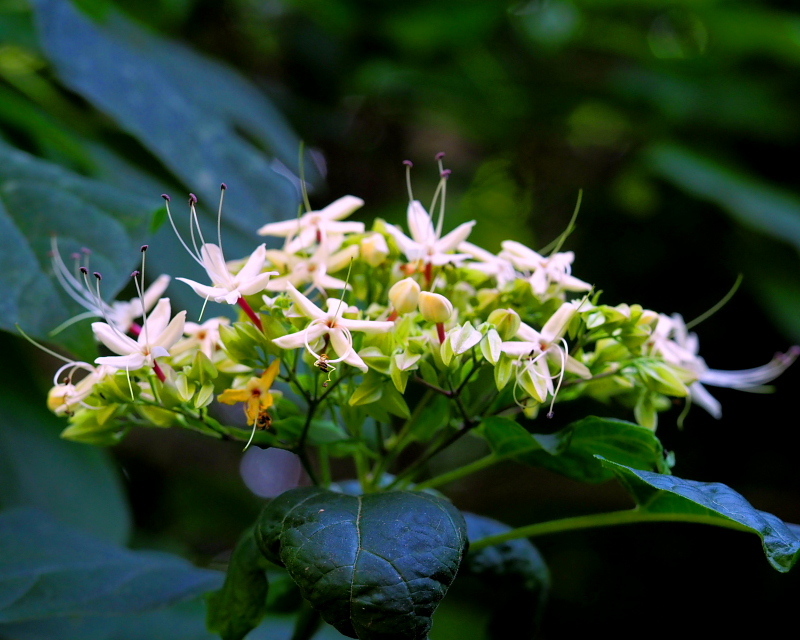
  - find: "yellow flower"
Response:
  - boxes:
[218,359,281,426]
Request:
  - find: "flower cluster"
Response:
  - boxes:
[41,161,797,472]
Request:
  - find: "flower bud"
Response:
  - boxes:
[361,232,390,267]
[389,278,421,315]
[487,308,521,341]
[419,291,453,323]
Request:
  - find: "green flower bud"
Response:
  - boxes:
[487,308,521,340]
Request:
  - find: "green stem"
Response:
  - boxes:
[468,507,753,553]
[414,453,498,491]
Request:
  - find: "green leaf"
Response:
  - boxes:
[32,0,308,319]
[0,507,224,623]
[601,458,800,573]
[255,487,468,640]
[0,140,154,344]
[206,527,270,640]
[462,512,549,640]
[646,142,800,252]
[481,415,670,482]
[0,344,131,544]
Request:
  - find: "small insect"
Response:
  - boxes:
[314,353,336,387]
[255,408,273,431]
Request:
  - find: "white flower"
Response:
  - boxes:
[92,298,186,371]
[499,241,592,297]
[256,195,365,254]
[176,243,277,305]
[50,237,170,334]
[458,241,517,288]
[48,362,114,415]
[648,313,799,418]
[384,200,475,269]
[272,284,394,372]
[265,243,359,294]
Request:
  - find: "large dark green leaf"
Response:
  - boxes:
[0,140,155,341]
[255,486,469,640]
[206,527,270,640]
[0,335,130,544]
[481,415,670,482]
[601,458,800,572]
[32,0,308,319]
[0,507,224,623]
[462,512,549,640]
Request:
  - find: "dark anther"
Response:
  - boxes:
[79,266,88,275]
[403,160,414,167]
[189,193,198,204]
[141,245,148,252]
[220,183,228,190]
[435,152,446,160]
[93,271,102,280]
[131,270,141,278]
[441,169,452,178]
[161,194,171,201]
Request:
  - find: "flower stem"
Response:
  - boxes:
[237,297,263,331]
[468,507,754,553]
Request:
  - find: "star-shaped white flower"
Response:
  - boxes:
[50,237,171,334]
[265,243,359,294]
[499,241,592,297]
[92,298,186,371]
[458,240,517,288]
[272,284,394,372]
[176,243,277,305]
[648,313,799,418]
[256,195,365,254]
[384,200,475,268]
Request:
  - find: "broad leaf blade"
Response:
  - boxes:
[206,527,270,640]
[463,512,549,640]
[256,487,468,640]
[601,458,800,572]
[482,415,670,482]
[0,507,224,623]
[0,141,154,341]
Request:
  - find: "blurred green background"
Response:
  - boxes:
[2,0,800,637]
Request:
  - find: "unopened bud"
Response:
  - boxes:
[419,291,453,323]
[487,308,521,340]
[361,232,390,267]
[389,278,421,315]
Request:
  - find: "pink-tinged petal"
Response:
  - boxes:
[92,322,138,356]
[175,278,230,303]
[383,223,424,260]
[541,302,579,343]
[257,218,306,237]
[285,283,326,320]
[264,275,292,292]
[515,322,542,343]
[528,270,549,295]
[150,346,170,360]
[272,322,328,350]
[237,271,279,297]
[319,195,365,221]
[338,318,395,334]
[199,244,232,287]
[407,200,435,244]
[328,328,354,360]
[153,310,187,350]
[436,221,476,253]
[501,341,540,357]
[236,244,268,282]
[95,352,146,370]
[140,298,172,342]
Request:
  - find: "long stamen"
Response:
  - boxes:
[548,340,569,418]
[217,184,227,254]
[298,140,313,213]
[162,194,204,266]
[16,324,81,366]
[188,194,208,260]
[403,160,414,202]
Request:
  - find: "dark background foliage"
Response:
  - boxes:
[2,0,800,637]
